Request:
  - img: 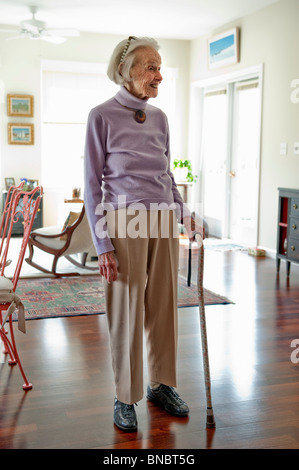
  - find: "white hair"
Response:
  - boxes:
[107,36,160,85]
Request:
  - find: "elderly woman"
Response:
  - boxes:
[84,36,202,432]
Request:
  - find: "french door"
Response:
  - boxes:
[200,74,262,246]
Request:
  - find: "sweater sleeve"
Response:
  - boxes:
[84,108,115,255]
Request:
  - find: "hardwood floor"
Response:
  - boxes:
[1,245,299,450]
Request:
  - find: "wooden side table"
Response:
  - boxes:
[64,198,84,204]
[177,182,193,203]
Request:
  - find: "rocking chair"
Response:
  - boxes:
[25,205,98,277]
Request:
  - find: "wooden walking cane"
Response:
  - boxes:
[195,234,216,428]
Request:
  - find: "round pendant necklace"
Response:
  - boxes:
[118,102,146,124]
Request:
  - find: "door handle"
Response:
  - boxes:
[229,170,236,177]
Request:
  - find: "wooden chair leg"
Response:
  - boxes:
[26,240,34,264]
[81,252,88,266]
[26,255,59,277]
[51,254,60,276]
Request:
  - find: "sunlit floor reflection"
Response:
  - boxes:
[42,319,68,359]
[205,255,257,400]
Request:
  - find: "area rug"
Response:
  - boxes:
[12,275,232,322]
[204,238,248,251]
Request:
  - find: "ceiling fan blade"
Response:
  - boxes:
[41,35,67,45]
[1,5,79,45]
[47,29,80,37]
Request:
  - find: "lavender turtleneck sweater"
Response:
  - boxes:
[84,86,189,255]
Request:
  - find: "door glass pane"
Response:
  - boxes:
[201,90,228,237]
[229,81,260,244]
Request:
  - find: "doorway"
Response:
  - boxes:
[193,66,263,246]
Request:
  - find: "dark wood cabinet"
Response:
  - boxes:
[2,190,43,235]
[277,187,299,276]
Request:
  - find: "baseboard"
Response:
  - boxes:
[258,246,276,258]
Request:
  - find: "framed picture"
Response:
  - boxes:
[21,178,39,191]
[29,179,39,187]
[7,94,34,117]
[4,177,15,190]
[8,123,34,145]
[208,27,240,70]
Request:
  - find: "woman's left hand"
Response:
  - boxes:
[98,250,118,284]
[183,216,204,243]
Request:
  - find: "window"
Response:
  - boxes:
[41,62,118,192]
[41,60,178,197]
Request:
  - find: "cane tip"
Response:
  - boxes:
[206,414,216,428]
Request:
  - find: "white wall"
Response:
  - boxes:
[0,31,190,224]
[189,0,299,251]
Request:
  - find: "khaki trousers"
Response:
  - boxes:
[104,209,179,404]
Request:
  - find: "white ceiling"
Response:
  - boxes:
[0,0,279,40]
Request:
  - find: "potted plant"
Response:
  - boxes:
[172,158,197,183]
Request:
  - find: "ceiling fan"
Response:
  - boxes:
[0,5,80,44]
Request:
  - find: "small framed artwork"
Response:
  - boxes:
[208,27,240,70]
[7,94,34,117]
[4,177,15,190]
[28,179,39,190]
[21,178,39,191]
[8,123,34,145]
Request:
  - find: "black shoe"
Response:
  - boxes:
[146,384,189,416]
[113,397,137,432]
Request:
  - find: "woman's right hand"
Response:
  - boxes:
[98,251,118,284]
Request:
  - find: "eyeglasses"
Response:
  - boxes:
[119,36,137,64]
